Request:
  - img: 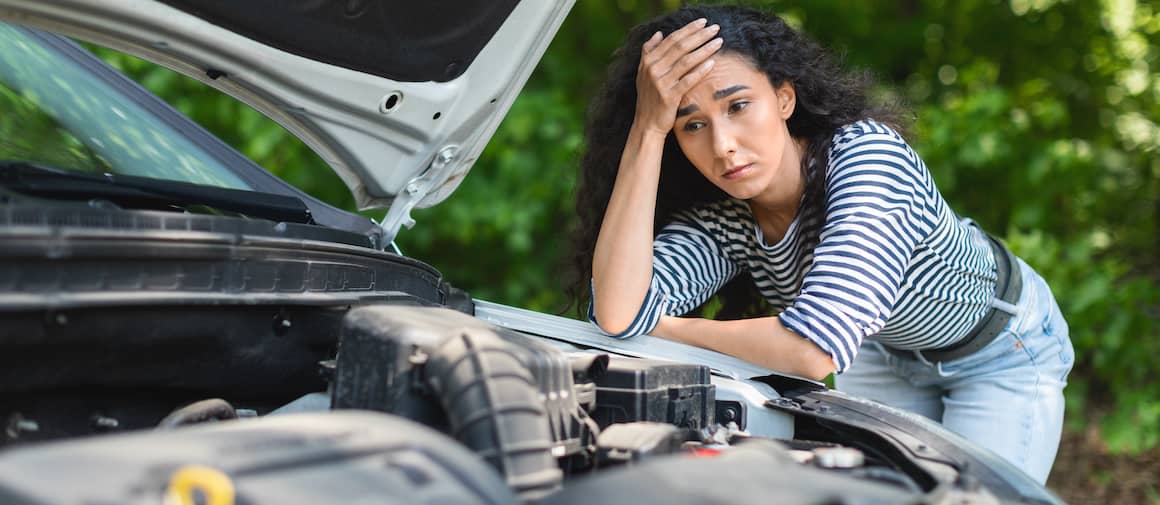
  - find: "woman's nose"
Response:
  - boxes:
[712,124,737,158]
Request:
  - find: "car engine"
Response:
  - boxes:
[0,304,967,505]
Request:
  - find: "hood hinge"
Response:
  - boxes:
[377,145,460,248]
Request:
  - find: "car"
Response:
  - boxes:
[0,1,1065,504]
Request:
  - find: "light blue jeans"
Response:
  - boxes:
[835,257,1074,484]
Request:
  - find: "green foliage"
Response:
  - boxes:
[890,0,1160,453]
[402,88,584,309]
[83,0,1158,452]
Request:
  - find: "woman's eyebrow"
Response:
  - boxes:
[676,85,752,118]
[676,104,700,118]
[713,84,749,99]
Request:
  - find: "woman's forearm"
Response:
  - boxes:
[653,315,837,380]
[591,21,721,335]
[591,125,669,334]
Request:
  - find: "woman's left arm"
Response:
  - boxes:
[654,315,836,380]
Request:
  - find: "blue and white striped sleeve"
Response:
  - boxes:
[590,215,740,338]
[779,122,937,373]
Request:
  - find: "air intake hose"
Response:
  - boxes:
[425,327,563,501]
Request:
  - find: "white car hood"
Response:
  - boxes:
[0,0,574,243]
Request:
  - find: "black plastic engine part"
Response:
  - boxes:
[535,439,923,505]
[566,354,609,412]
[714,400,746,430]
[0,388,286,447]
[0,411,519,505]
[0,305,343,398]
[330,306,459,428]
[0,206,451,309]
[330,306,598,497]
[590,357,715,431]
[595,422,687,466]
[425,328,563,501]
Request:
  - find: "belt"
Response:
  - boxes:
[884,233,1022,363]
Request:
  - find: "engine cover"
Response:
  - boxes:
[0,411,517,505]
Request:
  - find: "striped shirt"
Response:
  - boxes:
[590,119,999,373]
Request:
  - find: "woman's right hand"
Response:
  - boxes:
[634,18,723,136]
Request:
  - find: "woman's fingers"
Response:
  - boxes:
[667,37,722,90]
[647,18,707,58]
[650,23,720,77]
[633,18,721,134]
[642,31,662,54]
[673,57,717,95]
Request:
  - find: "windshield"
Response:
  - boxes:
[0,23,250,190]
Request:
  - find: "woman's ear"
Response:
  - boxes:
[776,82,796,119]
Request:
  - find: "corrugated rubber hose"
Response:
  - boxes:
[425,327,563,502]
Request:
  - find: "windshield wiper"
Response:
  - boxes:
[0,161,313,224]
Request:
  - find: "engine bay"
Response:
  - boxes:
[0,303,981,505]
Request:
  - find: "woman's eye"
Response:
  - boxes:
[682,121,705,132]
[728,101,750,113]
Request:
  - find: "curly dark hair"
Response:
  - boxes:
[567,4,906,320]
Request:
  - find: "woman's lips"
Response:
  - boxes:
[722,163,753,180]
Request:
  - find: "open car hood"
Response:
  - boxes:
[0,0,573,243]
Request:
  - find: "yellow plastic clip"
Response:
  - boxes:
[164,465,236,505]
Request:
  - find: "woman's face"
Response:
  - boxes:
[672,53,800,207]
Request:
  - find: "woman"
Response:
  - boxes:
[570,4,1074,483]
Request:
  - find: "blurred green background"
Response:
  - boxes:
[94,0,1158,454]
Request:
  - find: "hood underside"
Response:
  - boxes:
[0,0,574,242]
[156,0,519,84]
